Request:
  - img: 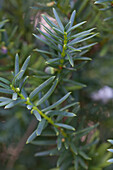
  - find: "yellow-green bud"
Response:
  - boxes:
[16,88,20,92]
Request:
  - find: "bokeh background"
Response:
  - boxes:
[0,0,113,169]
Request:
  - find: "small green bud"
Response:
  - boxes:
[31,109,34,114]
[27,97,30,102]
[64,32,67,36]
[10,84,13,88]
[60,59,64,64]
[45,67,55,74]
[16,88,20,92]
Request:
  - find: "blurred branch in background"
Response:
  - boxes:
[6,118,37,170]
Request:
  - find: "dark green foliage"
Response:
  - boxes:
[95,0,113,20]
[0,0,113,170]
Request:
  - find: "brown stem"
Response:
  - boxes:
[6,118,37,170]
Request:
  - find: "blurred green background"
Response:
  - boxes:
[0,0,113,169]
